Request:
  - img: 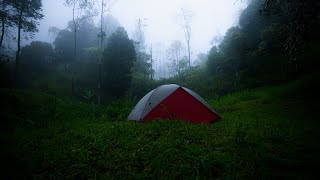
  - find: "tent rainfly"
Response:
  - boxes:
[128,84,220,123]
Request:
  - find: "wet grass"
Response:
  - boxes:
[0,79,319,179]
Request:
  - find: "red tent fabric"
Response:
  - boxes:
[128,84,220,123]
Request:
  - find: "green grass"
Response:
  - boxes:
[1,79,319,179]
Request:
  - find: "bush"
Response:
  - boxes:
[102,97,135,121]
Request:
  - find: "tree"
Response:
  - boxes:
[207,46,223,75]
[67,17,98,52]
[167,40,188,78]
[133,51,152,79]
[96,14,120,105]
[194,53,208,66]
[64,0,96,62]
[9,0,43,84]
[97,0,118,105]
[149,45,154,80]
[48,26,60,44]
[131,18,154,80]
[203,0,319,94]
[132,18,147,52]
[220,27,248,89]
[178,8,193,69]
[54,29,74,70]
[99,15,120,39]
[239,1,268,36]
[64,0,96,95]
[97,1,119,47]
[20,41,53,74]
[0,0,12,49]
[259,0,319,69]
[210,31,223,46]
[102,27,136,97]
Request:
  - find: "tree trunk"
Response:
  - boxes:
[71,73,75,97]
[14,5,24,85]
[71,4,77,96]
[98,0,105,106]
[0,17,5,48]
[187,40,191,68]
[150,45,154,80]
[71,27,77,96]
[73,28,77,62]
[98,61,101,105]
[0,1,5,49]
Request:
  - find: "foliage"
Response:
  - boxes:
[67,17,98,51]
[167,40,188,78]
[130,18,155,94]
[9,0,44,37]
[102,27,136,97]
[73,47,99,96]
[54,29,74,66]
[132,51,153,79]
[20,41,54,73]
[101,15,121,39]
[132,18,147,52]
[204,0,320,94]
[0,0,13,48]
[48,26,60,42]
[5,0,44,84]
[130,77,156,99]
[103,97,135,121]
[260,0,320,67]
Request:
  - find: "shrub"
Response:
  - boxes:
[102,97,135,121]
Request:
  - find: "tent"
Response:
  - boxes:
[128,84,220,123]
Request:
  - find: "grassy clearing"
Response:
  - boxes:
[0,80,319,179]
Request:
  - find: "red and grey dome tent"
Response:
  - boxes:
[128,84,220,123]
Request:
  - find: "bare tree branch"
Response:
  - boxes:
[177,8,193,69]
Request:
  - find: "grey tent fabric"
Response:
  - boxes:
[128,84,180,121]
[127,89,155,120]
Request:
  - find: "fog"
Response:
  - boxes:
[2,2,319,174]
[37,0,247,54]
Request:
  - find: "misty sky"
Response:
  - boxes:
[36,0,247,78]
[38,0,246,52]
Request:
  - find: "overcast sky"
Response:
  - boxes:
[38,0,247,51]
[36,0,247,78]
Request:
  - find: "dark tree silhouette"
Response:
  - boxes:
[102,27,136,97]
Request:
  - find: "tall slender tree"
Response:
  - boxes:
[0,0,12,49]
[167,40,188,78]
[97,0,117,105]
[10,0,43,84]
[64,0,96,95]
[133,18,147,51]
[178,8,193,69]
[64,0,96,62]
[97,0,108,105]
[149,45,154,80]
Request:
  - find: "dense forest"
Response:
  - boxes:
[0,0,319,179]
[1,0,319,100]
